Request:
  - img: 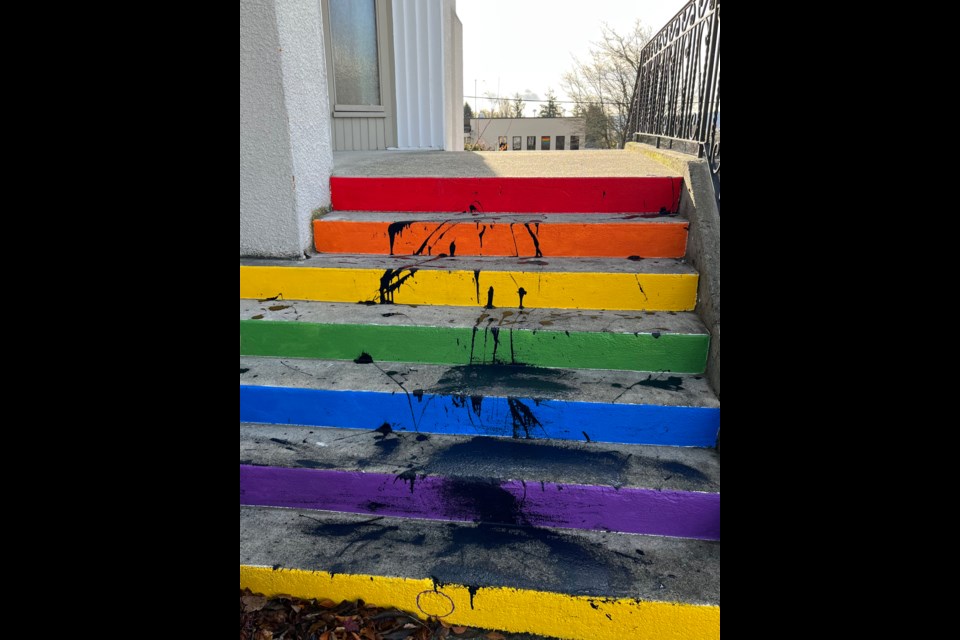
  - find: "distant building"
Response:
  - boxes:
[466,117,586,151]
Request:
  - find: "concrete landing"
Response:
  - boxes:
[239,357,720,447]
[240,423,721,492]
[332,150,679,178]
[240,507,720,639]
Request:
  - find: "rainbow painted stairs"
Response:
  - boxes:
[240,174,721,639]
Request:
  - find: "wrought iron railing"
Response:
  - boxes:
[627,0,720,208]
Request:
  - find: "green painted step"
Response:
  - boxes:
[239,300,709,373]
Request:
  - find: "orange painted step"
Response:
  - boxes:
[314,213,688,258]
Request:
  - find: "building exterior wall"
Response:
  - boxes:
[467,118,586,151]
[240,0,334,258]
[393,0,463,150]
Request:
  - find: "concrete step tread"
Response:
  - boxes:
[240,300,707,335]
[240,423,720,493]
[318,212,688,224]
[240,505,720,604]
[239,357,719,408]
[241,254,697,275]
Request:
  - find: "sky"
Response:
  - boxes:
[457,0,685,117]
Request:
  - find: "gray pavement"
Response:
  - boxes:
[240,506,720,604]
[240,422,720,492]
[332,150,679,177]
[240,300,707,335]
[241,254,696,274]
[239,357,719,408]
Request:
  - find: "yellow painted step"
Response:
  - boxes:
[239,256,698,311]
[241,565,719,640]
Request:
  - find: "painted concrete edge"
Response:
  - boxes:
[240,565,720,640]
[239,465,721,539]
[239,320,709,373]
[239,386,721,447]
[626,143,720,402]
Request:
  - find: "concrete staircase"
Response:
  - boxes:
[239,172,720,639]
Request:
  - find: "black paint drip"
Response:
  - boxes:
[449,240,456,257]
[395,470,418,493]
[517,287,527,309]
[473,270,481,304]
[523,223,543,257]
[470,395,483,418]
[485,286,495,309]
[478,225,486,248]
[507,397,542,439]
[490,327,501,363]
[386,221,414,255]
[354,352,374,364]
[379,268,417,304]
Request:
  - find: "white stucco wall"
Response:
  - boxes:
[240,0,333,258]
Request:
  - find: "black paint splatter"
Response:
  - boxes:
[523,222,543,257]
[472,270,481,304]
[636,374,683,391]
[395,470,418,493]
[485,286,495,309]
[240,368,250,374]
[517,287,527,309]
[490,327,501,362]
[582,431,591,442]
[449,240,456,257]
[477,225,486,249]
[387,221,414,255]
[413,389,424,402]
[354,352,374,364]
[651,331,661,339]
[379,268,417,304]
[507,397,542,439]
[627,255,642,261]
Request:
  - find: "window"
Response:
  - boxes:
[541,136,551,150]
[570,135,580,150]
[527,136,536,150]
[328,0,382,110]
[498,136,508,151]
[556,136,565,150]
[513,136,522,150]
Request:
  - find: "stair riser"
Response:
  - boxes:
[240,321,708,372]
[240,465,720,540]
[330,177,683,213]
[240,266,698,311]
[314,219,688,258]
[240,386,720,447]
[240,565,720,640]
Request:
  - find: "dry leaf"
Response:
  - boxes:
[485,633,506,640]
[452,626,468,634]
[319,599,338,609]
[242,594,267,612]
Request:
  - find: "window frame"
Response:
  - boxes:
[322,0,388,118]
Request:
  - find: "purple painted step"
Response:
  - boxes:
[240,465,720,541]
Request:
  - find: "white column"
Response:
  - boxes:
[240,0,333,258]
[392,0,462,150]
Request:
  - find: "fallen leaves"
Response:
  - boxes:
[239,589,540,640]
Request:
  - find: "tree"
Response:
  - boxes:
[464,102,474,125]
[538,89,564,118]
[509,93,526,118]
[561,20,652,148]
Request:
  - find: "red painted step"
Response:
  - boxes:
[330,176,683,213]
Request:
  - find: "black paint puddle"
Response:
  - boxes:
[636,374,684,391]
[430,364,574,395]
[429,522,649,598]
[293,459,336,469]
[656,460,710,483]
[438,477,525,525]
[354,352,374,364]
[423,437,629,485]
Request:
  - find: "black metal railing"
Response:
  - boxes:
[627,0,720,208]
